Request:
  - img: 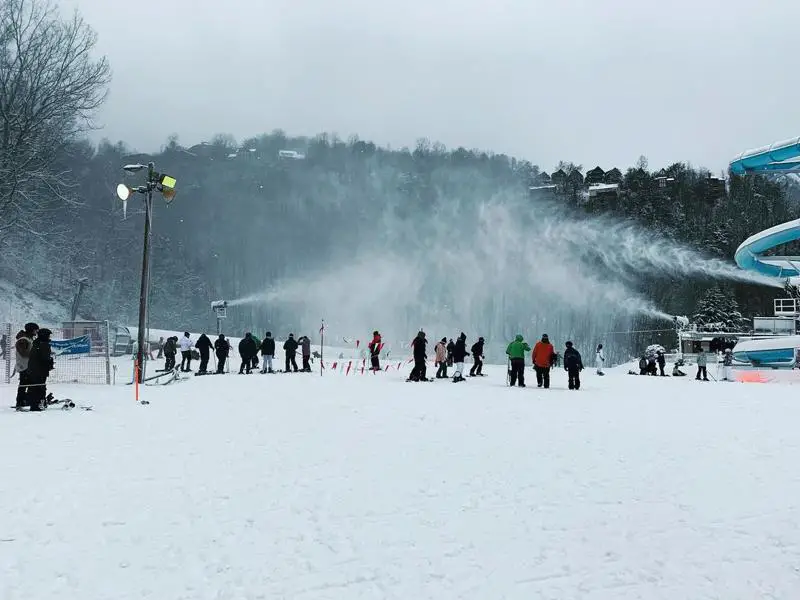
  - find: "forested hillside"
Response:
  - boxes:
[1,129,796,360]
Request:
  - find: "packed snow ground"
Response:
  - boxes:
[3,364,800,599]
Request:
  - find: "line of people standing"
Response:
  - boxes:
[506,333,585,390]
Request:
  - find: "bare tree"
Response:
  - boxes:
[0,0,111,238]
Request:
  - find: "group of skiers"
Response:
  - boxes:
[403,330,602,389]
[158,331,317,375]
[407,331,486,383]
[13,322,54,411]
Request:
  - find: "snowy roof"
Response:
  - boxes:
[588,183,619,196]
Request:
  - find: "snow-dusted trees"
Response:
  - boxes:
[691,286,749,332]
[0,0,110,238]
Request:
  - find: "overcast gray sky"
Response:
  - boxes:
[64,0,800,172]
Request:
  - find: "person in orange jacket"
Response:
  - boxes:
[532,333,556,389]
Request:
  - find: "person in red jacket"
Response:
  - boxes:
[368,330,382,371]
[532,333,555,389]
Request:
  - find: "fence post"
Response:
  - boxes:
[105,320,112,385]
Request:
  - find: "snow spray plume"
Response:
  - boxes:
[541,214,783,289]
[229,183,698,358]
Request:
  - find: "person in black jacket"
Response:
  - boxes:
[563,341,584,391]
[452,332,469,382]
[446,339,455,367]
[26,328,53,411]
[407,331,428,382]
[656,350,666,377]
[195,333,213,374]
[214,334,229,374]
[260,332,276,374]
[283,333,299,373]
[469,337,485,377]
[238,332,257,374]
[163,336,178,371]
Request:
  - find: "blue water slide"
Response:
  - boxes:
[734,219,800,278]
[729,136,800,174]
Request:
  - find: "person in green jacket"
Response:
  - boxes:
[506,334,531,387]
[250,334,261,370]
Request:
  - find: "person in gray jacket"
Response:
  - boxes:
[298,335,312,372]
[695,350,709,381]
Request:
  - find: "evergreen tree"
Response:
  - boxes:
[692,286,749,332]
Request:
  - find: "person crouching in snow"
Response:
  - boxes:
[368,331,382,371]
[452,332,469,382]
[563,341,583,390]
[595,343,605,375]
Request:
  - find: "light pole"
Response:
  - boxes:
[117,162,177,383]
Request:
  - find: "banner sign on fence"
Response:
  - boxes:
[51,335,91,356]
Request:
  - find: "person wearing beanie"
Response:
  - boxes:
[260,331,276,374]
[451,332,469,382]
[179,332,193,372]
[26,328,53,410]
[434,337,448,379]
[214,334,230,374]
[283,333,299,373]
[532,333,556,389]
[563,341,584,391]
[469,336,485,377]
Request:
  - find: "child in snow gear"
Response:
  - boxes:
[407,331,428,381]
[179,332,193,372]
[532,334,555,389]
[238,333,258,374]
[283,334,299,372]
[434,338,448,378]
[563,341,583,390]
[195,333,213,374]
[446,339,455,367]
[368,331,382,371]
[595,343,605,375]
[452,332,469,382]
[26,328,53,410]
[260,332,276,373]
[214,334,229,373]
[506,334,531,387]
[696,350,708,381]
[14,322,38,410]
[470,337,485,376]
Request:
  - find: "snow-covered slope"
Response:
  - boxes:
[3,366,800,599]
[0,279,72,327]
